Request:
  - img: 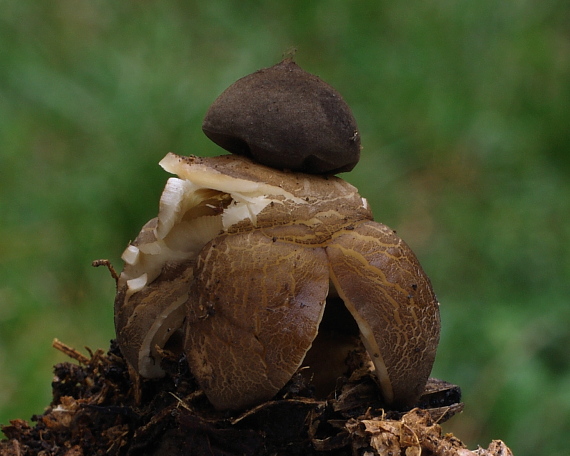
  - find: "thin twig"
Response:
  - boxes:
[92,259,119,285]
[52,338,91,365]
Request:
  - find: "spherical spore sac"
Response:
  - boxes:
[202,59,361,175]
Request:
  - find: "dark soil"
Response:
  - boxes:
[1,340,512,456]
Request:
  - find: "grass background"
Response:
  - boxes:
[1,1,569,454]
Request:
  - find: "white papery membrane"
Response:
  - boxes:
[120,154,306,295]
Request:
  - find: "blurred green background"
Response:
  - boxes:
[1,1,569,454]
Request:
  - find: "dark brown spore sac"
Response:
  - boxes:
[202,59,361,174]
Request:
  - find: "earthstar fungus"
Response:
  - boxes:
[114,153,440,411]
[115,60,440,412]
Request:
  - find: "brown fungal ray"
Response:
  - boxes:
[185,230,330,411]
[202,59,361,175]
[114,218,196,378]
[327,221,441,407]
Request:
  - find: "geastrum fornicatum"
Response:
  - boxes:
[114,60,440,412]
